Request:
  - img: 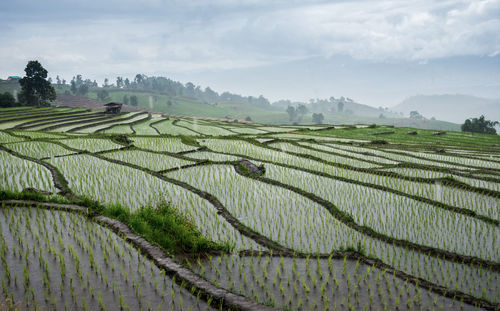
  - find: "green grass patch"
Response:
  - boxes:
[0,189,63,202]
[180,135,200,147]
[101,202,231,255]
[0,189,229,255]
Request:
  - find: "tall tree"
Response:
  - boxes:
[409,111,424,119]
[70,80,77,94]
[18,60,56,106]
[77,84,89,96]
[286,106,297,122]
[461,115,498,135]
[297,104,308,116]
[97,89,110,101]
[134,74,144,85]
[312,113,324,124]
[129,95,138,106]
[337,101,344,113]
[116,77,123,88]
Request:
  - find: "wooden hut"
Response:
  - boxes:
[104,102,122,114]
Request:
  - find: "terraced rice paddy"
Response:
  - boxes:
[0,107,499,310]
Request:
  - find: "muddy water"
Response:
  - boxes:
[0,207,215,311]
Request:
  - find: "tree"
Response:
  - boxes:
[130,95,138,106]
[337,101,344,113]
[116,77,123,88]
[70,80,77,94]
[185,82,195,96]
[461,115,499,135]
[409,111,424,119]
[297,104,308,116]
[77,84,89,96]
[123,95,129,106]
[286,106,297,122]
[245,116,252,122]
[97,89,110,101]
[103,78,109,88]
[18,60,56,106]
[0,92,16,107]
[124,78,130,88]
[312,113,324,124]
[167,100,172,106]
[135,74,143,84]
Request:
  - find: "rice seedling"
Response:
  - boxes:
[102,149,194,172]
[0,150,57,193]
[131,136,198,153]
[152,119,200,136]
[0,205,215,310]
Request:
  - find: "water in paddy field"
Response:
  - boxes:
[192,254,480,311]
[193,117,198,131]
[435,181,442,201]
[0,207,214,311]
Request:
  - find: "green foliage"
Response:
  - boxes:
[97,89,110,102]
[286,106,296,122]
[70,80,77,94]
[312,113,324,124]
[370,139,388,144]
[180,135,199,147]
[237,162,250,175]
[102,203,228,254]
[129,95,138,106]
[77,84,89,96]
[410,111,424,119]
[0,92,16,108]
[18,60,56,106]
[461,115,498,135]
[337,101,344,113]
[0,189,47,202]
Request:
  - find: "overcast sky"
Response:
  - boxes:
[1,0,500,106]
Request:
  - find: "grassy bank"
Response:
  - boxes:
[0,189,230,255]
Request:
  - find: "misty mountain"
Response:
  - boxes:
[393,95,500,123]
[273,97,401,118]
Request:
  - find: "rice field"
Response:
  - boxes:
[0,107,499,310]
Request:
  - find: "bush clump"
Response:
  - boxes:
[370,139,388,145]
[102,202,230,254]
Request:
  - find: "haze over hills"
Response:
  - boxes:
[393,95,500,124]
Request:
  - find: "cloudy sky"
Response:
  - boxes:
[1,0,500,106]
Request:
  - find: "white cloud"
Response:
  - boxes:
[1,0,499,80]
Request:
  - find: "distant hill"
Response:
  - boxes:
[393,94,500,123]
[1,78,459,130]
[273,98,401,119]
